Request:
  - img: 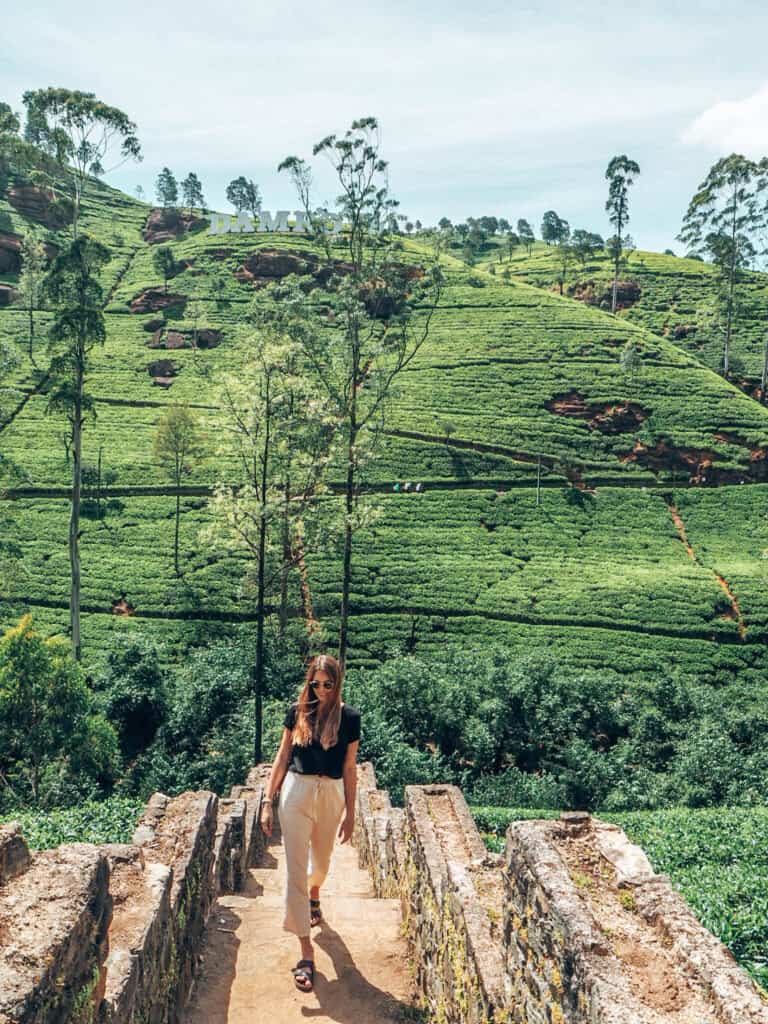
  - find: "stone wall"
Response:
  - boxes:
[0,775,269,1024]
[353,762,768,1024]
[4,762,768,1024]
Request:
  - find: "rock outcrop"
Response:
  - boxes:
[6,184,73,229]
[143,208,206,244]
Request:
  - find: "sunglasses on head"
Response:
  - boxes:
[309,679,334,690]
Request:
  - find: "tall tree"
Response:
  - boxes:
[541,210,568,246]
[155,167,178,208]
[42,234,110,661]
[506,231,520,261]
[152,245,177,294]
[517,218,535,255]
[15,230,48,360]
[21,88,142,238]
[570,229,604,266]
[605,155,641,314]
[226,176,262,216]
[274,116,443,672]
[153,404,203,576]
[199,331,338,761]
[0,312,26,595]
[181,171,205,215]
[553,220,573,295]
[677,154,766,378]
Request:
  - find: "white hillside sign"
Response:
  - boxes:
[208,210,346,235]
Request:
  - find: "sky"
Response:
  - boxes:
[3,0,768,253]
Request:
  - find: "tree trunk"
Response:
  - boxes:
[761,331,768,405]
[280,472,290,638]
[253,378,272,763]
[338,425,355,675]
[254,507,266,764]
[69,365,83,661]
[723,185,740,379]
[174,485,180,576]
[28,301,34,359]
[724,270,735,378]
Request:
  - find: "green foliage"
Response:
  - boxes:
[91,631,170,759]
[123,635,254,797]
[0,613,120,809]
[343,643,768,812]
[155,167,178,208]
[0,795,144,849]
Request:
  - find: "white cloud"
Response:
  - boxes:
[681,83,768,157]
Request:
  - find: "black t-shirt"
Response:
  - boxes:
[283,701,361,778]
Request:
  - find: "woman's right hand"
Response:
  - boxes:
[260,802,273,837]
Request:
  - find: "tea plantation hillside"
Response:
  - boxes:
[476,240,768,390]
[2,178,768,680]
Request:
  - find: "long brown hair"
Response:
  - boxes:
[290,654,343,750]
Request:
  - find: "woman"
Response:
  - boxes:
[259,654,361,994]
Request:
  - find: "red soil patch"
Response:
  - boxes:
[546,390,648,433]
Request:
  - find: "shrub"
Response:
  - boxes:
[0,614,120,810]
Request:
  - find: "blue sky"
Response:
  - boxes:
[3,0,768,253]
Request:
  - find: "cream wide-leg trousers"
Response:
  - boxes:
[278,769,347,936]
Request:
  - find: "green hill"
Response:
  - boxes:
[475,239,768,390]
[3,179,768,680]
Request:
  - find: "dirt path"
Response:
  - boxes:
[182,814,418,1024]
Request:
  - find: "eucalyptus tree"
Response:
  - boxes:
[155,166,178,208]
[181,171,205,215]
[198,331,338,761]
[506,230,520,261]
[553,221,574,295]
[226,176,262,217]
[152,245,177,294]
[0,311,25,598]
[517,218,535,255]
[678,154,767,378]
[153,404,203,576]
[605,155,640,313]
[15,230,48,359]
[541,210,568,246]
[21,88,141,238]
[270,116,443,671]
[571,229,604,267]
[42,235,111,661]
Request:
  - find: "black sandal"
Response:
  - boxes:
[309,897,322,927]
[291,958,314,991]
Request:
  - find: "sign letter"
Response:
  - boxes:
[257,210,291,232]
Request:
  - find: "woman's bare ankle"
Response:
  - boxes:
[299,936,313,960]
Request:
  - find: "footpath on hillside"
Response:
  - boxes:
[182,808,418,1023]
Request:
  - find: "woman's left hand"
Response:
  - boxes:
[337,811,355,845]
